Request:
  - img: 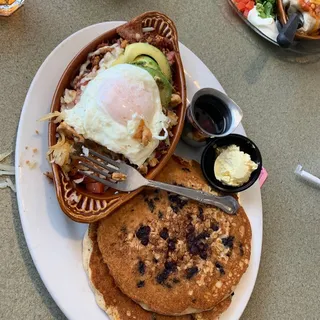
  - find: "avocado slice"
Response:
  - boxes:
[141,66,172,108]
[132,55,160,71]
[112,43,172,80]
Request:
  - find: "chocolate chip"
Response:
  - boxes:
[171,205,179,213]
[190,244,199,255]
[222,236,234,249]
[165,283,172,288]
[182,167,191,172]
[120,226,127,234]
[156,269,170,284]
[231,292,235,297]
[173,182,185,187]
[136,225,151,246]
[145,198,155,212]
[153,257,159,264]
[138,260,146,275]
[137,280,145,288]
[196,231,210,241]
[186,223,195,234]
[200,251,208,260]
[160,227,169,240]
[215,262,225,275]
[192,298,197,303]
[168,194,188,211]
[186,266,199,279]
[172,278,180,284]
[165,261,177,272]
[239,243,244,256]
[167,238,177,251]
[211,223,219,232]
[154,197,160,201]
[197,207,204,221]
[130,209,134,212]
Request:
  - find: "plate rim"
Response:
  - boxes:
[15,21,263,320]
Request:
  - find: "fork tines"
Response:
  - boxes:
[76,145,122,189]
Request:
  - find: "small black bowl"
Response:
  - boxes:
[201,134,262,193]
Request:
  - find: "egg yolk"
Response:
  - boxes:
[97,77,156,126]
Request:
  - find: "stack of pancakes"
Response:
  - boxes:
[83,157,252,319]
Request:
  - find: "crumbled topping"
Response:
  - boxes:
[169,93,182,108]
[111,172,127,181]
[133,119,152,146]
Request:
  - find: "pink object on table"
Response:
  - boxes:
[259,167,268,188]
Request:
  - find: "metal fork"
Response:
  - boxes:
[77,146,239,215]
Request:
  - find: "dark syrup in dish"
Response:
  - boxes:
[194,95,231,135]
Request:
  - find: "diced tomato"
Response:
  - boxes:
[86,182,105,194]
[246,1,255,10]
[237,2,246,11]
[243,9,250,17]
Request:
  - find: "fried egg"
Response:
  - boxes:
[63,64,170,166]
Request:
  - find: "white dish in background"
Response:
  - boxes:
[15,22,262,320]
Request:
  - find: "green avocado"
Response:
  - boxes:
[132,55,160,71]
[141,66,172,108]
[112,43,172,80]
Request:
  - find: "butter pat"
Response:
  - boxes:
[214,145,258,187]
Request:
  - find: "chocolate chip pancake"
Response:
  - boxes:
[97,156,251,315]
[83,223,193,320]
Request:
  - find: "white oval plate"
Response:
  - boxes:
[15,22,262,320]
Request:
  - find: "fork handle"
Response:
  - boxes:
[146,180,239,215]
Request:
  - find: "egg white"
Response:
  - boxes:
[63,64,170,166]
